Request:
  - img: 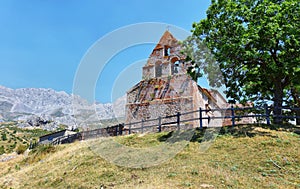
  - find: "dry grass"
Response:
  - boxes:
[0,125,299,189]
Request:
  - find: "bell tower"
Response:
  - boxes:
[142,31,187,80]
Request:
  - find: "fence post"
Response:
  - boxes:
[177,112,181,131]
[129,122,131,134]
[115,125,118,136]
[199,107,203,129]
[158,116,162,132]
[264,104,270,125]
[231,105,235,127]
[141,119,144,133]
[120,123,124,135]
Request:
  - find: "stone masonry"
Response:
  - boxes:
[125,31,228,130]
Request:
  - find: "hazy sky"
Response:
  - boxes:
[0,1,211,103]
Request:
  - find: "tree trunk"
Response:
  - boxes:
[291,86,300,125]
[293,97,300,125]
[296,109,300,125]
[273,81,284,125]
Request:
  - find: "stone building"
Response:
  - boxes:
[125,31,227,130]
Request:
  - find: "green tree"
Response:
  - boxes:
[189,0,300,124]
[181,36,224,87]
[1,133,7,141]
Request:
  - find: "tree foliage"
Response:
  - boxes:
[188,0,300,124]
[181,36,224,88]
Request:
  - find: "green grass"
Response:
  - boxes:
[0,122,51,154]
[0,124,299,189]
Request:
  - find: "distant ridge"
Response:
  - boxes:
[0,85,125,130]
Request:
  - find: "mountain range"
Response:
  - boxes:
[0,85,125,130]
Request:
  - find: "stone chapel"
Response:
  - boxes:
[125,31,227,129]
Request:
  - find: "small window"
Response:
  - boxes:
[174,61,180,74]
[164,48,168,56]
[164,46,170,56]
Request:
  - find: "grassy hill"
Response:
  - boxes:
[0,122,51,155]
[0,125,299,189]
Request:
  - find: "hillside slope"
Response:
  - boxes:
[0,125,299,189]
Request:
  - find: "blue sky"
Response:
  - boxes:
[0,1,211,103]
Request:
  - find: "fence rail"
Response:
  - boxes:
[50,105,300,144]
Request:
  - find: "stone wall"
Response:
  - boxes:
[142,65,154,79]
[125,74,214,128]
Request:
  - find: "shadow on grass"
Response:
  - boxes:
[259,123,300,135]
[219,125,274,138]
[157,128,206,143]
[157,124,299,144]
[157,129,195,143]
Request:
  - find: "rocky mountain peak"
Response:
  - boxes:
[0,85,126,130]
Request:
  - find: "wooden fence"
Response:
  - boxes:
[78,105,300,140]
[80,124,124,140]
[51,133,81,145]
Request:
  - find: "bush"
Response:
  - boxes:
[24,144,57,164]
[10,143,16,149]
[33,144,56,154]
[16,144,27,154]
[1,133,7,141]
[0,146,5,155]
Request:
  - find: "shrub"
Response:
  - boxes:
[16,144,28,154]
[0,146,5,155]
[29,144,57,157]
[1,133,7,141]
[24,144,57,164]
[10,143,16,149]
